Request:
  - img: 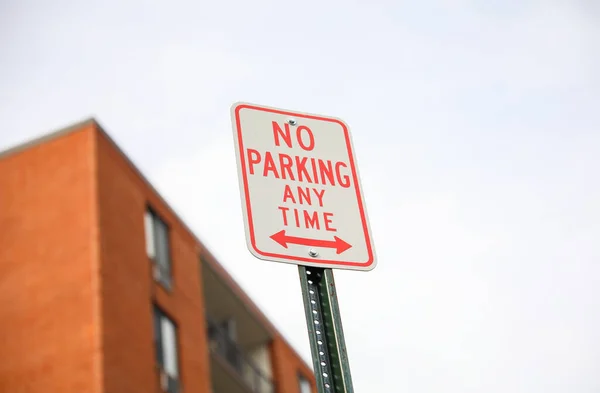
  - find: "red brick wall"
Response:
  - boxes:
[95,129,212,393]
[0,126,101,393]
[0,120,315,393]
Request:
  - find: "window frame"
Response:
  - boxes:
[153,305,181,393]
[145,207,173,289]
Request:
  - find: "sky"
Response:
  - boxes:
[1,0,599,392]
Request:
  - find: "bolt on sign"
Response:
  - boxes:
[230,102,376,271]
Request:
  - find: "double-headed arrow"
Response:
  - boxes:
[270,230,352,254]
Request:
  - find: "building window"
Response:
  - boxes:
[298,374,312,393]
[153,305,180,393]
[145,208,172,288]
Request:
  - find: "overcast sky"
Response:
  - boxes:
[1,1,599,392]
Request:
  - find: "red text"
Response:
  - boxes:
[277,207,337,232]
[246,149,351,188]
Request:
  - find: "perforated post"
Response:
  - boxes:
[298,266,354,393]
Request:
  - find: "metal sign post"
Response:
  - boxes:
[299,266,353,393]
[230,102,376,393]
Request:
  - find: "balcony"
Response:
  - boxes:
[201,257,274,393]
[207,317,274,393]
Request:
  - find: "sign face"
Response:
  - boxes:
[230,102,376,271]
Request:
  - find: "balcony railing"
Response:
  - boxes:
[207,317,274,393]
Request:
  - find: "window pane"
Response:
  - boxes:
[144,210,156,258]
[153,215,171,275]
[161,316,179,378]
[299,376,311,393]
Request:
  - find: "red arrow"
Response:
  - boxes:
[270,230,352,254]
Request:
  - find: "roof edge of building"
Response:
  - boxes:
[92,119,315,371]
[0,117,99,160]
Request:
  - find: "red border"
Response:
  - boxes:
[235,104,374,267]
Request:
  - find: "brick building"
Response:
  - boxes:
[0,119,316,393]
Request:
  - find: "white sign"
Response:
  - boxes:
[230,102,376,271]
